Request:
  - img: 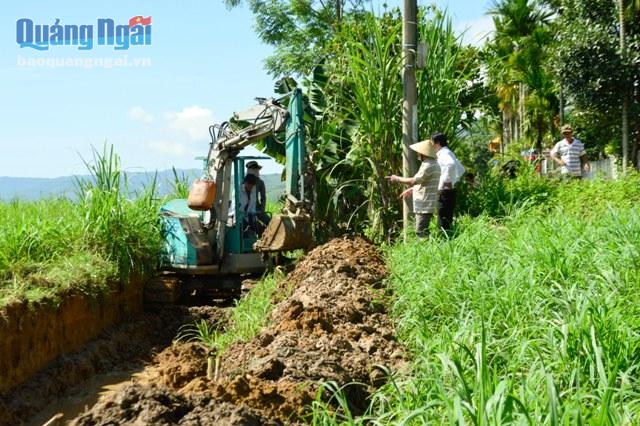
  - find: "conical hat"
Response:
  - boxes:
[409,140,436,158]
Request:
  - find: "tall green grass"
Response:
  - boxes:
[0,145,163,306]
[312,176,640,424]
[76,145,162,279]
[0,199,114,305]
[458,165,557,218]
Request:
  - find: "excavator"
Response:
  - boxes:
[145,89,312,303]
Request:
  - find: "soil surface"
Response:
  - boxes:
[69,236,404,425]
[1,306,227,426]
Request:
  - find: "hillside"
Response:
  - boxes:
[0,171,285,203]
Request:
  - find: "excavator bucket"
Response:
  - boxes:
[254,213,312,252]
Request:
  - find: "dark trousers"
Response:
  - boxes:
[415,213,433,238]
[438,189,456,233]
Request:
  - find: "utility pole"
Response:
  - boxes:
[619,0,629,173]
[559,83,564,126]
[558,4,565,128]
[402,0,418,241]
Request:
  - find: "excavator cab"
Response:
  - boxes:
[225,155,272,254]
[157,88,312,280]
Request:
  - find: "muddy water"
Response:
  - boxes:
[29,369,148,426]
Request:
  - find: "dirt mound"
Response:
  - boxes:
[155,342,208,390]
[214,236,402,421]
[71,383,279,426]
[72,236,403,424]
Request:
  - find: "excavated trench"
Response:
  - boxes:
[1,237,404,425]
[1,305,229,426]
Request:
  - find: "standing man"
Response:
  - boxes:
[550,125,590,179]
[432,132,465,234]
[386,140,440,237]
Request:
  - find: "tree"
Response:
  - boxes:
[553,0,640,166]
[259,9,479,241]
[224,0,366,76]
[484,0,556,152]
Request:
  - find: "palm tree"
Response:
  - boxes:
[486,0,554,151]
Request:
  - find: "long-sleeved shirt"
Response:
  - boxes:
[436,147,465,190]
[239,186,257,214]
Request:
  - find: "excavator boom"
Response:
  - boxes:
[207,88,312,257]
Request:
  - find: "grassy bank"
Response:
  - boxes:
[0,146,163,307]
[314,174,640,424]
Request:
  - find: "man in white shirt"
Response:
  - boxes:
[239,174,258,214]
[550,124,590,178]
[432,132,465,233]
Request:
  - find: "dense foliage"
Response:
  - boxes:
[484,0,557,151]
[260,8,481,241]
[223,0,366,76]
[552,0,640,162]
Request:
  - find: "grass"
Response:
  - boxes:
[311,174,640,424]
[177,273,288,355]
[0,143,287,308]
[0,145,163,307]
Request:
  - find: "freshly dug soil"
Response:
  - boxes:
[71,384,279,426]
[1,306,227,426]
[0,279,145,396]
[72,236,404,425]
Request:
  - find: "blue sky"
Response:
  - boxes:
[0,0,493,178]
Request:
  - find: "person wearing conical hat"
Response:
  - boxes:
[386,139,441,237]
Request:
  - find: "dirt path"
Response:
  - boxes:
[70,237,405,425]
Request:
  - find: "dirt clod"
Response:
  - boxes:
[71,383,278,426]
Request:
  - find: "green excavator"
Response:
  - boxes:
[145,89,312,303]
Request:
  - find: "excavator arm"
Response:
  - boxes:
[206,89,311,261]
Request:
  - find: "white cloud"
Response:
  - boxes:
[166,106,215,140]
[128,106,155,124]
[457,15,495,47]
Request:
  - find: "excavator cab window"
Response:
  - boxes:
[225,155,272,254]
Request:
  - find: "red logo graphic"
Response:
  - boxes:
[128,16,152,27]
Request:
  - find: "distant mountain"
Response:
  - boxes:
[0,170,286,203]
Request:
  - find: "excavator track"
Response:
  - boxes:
[144,273,255,307]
